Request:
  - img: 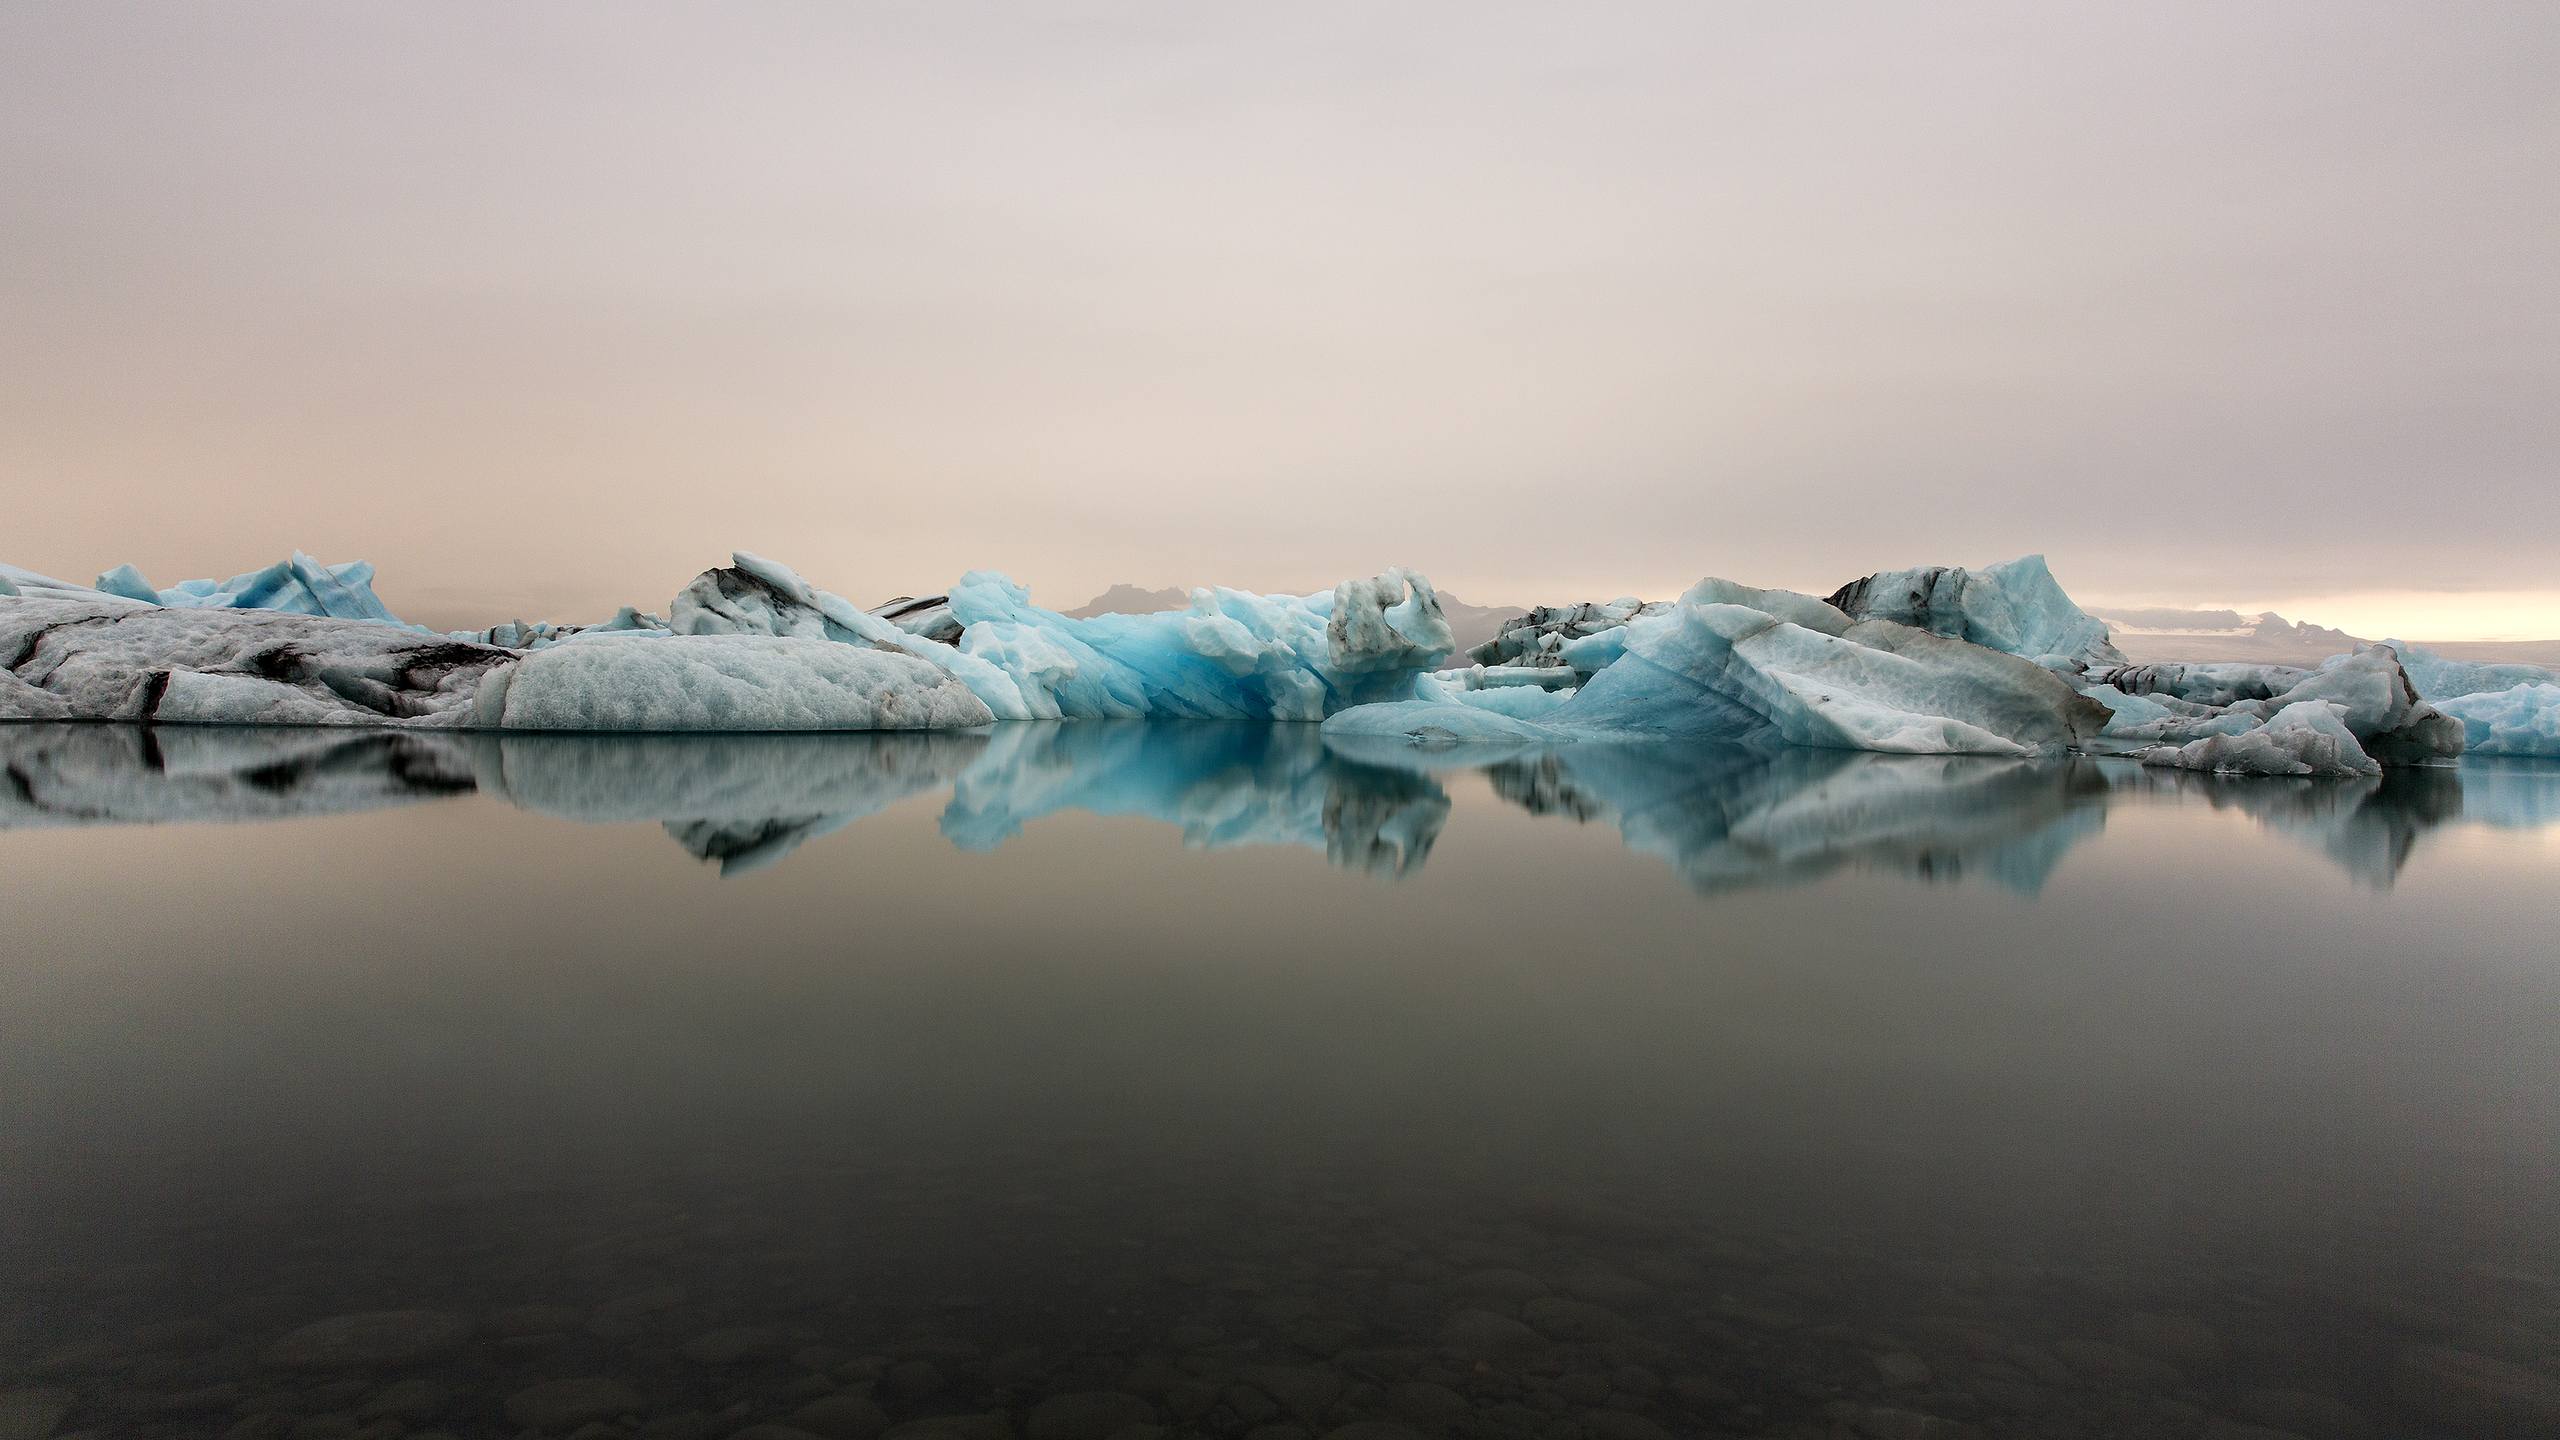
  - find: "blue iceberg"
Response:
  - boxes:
[94,552,409,626]
[2435,682,2560,758]
[1825,553,2126,673]
[667,552,1452,723]
[1327,574,2108,757]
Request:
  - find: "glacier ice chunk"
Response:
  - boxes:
[1466,598,1668,670]
[3,561,140,604]
[1599,605,2108,754]
[942,566,1452,720]
[1326,578,2107,757]
[1,597,510,726]
[2138,699,2380,777]
[2434,682,2560,757]
[2381,640,2555,701]
[2,593,1000,733]
[96,552,410,626]
[667,551,1454,723]
[1826,554,2125,672]
[2093,661,2313,708]
[473,633,994,732]
[2088,646,2460,765]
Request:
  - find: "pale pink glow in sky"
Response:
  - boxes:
[2167,591,2560,646]
[3,4,2553,637]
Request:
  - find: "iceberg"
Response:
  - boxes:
[2434,682,2560,758]
[94,552,409,626]
[1576,601,2107,753]
[1465,598,1666,670]
[0,542,2519,768]
[2089,646,2463,768]
[941,566,1452,720]
[1825,554,2126,673]
[455,607,669,651]
[0,597,991,732]
[472,632,994,732]
[3,561,139,603]
[2137,699,2380,777]
[1328,576,2107,757]
[2380,640,2554,701]
[2,597,512,726]
[661,553,1454,723]
[2092,661,2313,708]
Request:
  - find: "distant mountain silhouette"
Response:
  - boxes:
[2095,604,2557,668]
[2097,606,2369,663]
[1433,592,1526,656]
[1063,584,1190,619]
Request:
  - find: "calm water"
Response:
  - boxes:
[2,722,2557,1440]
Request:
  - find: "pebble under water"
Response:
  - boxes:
[2,722,2557,1440]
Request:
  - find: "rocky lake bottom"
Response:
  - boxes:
[2,724,2556,1440]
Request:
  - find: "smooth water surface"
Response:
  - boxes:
[3,722,2557,1440]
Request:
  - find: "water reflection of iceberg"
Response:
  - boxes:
[0,723,473,828]
[941,722,1444,878]
[2099,761,2483,891]
[2457,759,2560,831]
[9,723,2555,892]
[473,731,990,875]
[1484,745,2113,897]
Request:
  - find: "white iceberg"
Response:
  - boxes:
[2138,699,2381,777]
[2,597,510,726]
[0,596,994,733]
[2090,646,2463,769]
[472,633,993,732]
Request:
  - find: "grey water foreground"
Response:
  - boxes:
[3,722,2559,1440]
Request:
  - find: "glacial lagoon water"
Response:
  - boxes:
[2,721,2557,1440]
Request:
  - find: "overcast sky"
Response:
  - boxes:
[5,3,2555,635]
